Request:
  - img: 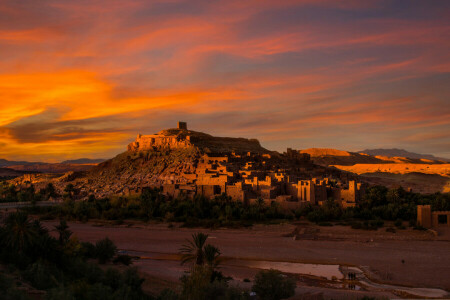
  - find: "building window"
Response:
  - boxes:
[438,215,448,224]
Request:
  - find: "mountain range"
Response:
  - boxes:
[0,158,105,174]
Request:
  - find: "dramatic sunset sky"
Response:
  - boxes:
[1,0,449,162]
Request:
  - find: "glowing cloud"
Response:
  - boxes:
[0,0,449,160]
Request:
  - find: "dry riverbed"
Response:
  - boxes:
[42,220,450,299]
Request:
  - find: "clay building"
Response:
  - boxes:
[334,181,366,208]
[417,205,450,228]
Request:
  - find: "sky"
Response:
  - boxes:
[0,0,449,162]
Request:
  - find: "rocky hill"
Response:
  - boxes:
[129,127,270,154]
[83,147,201,197]
[84,127,272,197]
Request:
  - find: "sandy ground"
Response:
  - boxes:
[41,220,450,298]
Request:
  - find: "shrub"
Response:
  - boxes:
[80,241,97,259]
[157,288,179,300]
[252,269,296,300]
[113,254,133,266]
[414,225,427,231]
[318,222,333,226]
[23,260,60,290]
[95,238,117,264]
[351,222,362,229]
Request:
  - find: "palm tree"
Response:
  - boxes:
[180,232,209,266]
[2,212,38,253]
[204,244,221,270]
[55,219,72,245]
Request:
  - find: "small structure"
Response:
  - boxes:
[417,205,450,228]
[178,121,187,130]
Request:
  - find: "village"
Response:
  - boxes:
[128,122,366,210]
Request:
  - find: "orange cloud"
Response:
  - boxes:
[0,0,449,160]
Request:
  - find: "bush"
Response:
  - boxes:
[351,222,362,229]
[80,241,97,259]
[157,288,179,300]
[386,227,396,233]
[113,254,133,266]
[318,222,333,226]
[95,238,117,264]
[414,225,427,231]
[252,269,296,300]
[23,260,60,290]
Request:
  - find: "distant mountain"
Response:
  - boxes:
[358,149,449,162]
[0,158,44,167]
[61,158,106,164]
[0,158,99,173]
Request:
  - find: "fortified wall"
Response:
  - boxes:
[127,122,268,154]
[127,122,193,151]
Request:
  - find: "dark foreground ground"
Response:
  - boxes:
[42,220,450,299]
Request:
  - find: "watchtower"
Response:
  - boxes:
[178,121,187,130]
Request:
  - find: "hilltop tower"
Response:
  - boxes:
[178,121,187,130]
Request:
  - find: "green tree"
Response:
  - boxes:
[252,269,296,300]
[64,184,75,199]
[95,237,117,264]
[181,266,212,300]
[43,183,57,199]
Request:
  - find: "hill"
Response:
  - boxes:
[358,148,449,162]
[0,167,35,178]
[300,148,445,166]
[300,148,390,166]
[7,124,449,195]
[129,127,270,154]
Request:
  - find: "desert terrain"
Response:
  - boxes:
[332,163,449,178]
[42,220,450,299]
[332,164,450,193]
